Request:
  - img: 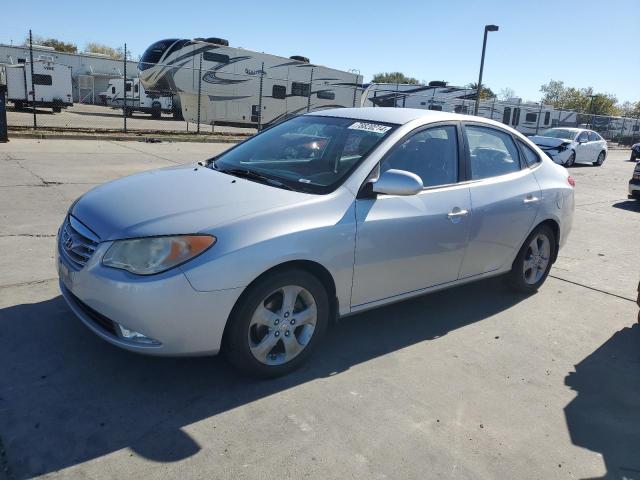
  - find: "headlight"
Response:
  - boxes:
[102,234,216,275]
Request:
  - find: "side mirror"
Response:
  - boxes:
[371,169,423,196]
[578,137,588,144]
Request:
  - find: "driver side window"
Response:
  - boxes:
[577,131,589,143]
[380,125,459,187]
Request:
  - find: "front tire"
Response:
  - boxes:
[593,151,606,166]
[564,151,576,167]
[508,224,556,294]
[225,269,329,377]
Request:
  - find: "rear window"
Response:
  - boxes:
[203,51,229,63]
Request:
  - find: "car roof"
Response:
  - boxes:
[308,107,480,125]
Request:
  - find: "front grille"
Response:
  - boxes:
[66,287,118,336]
[59,215,100,270]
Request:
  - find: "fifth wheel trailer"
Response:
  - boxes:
[4,60,72,112]
[138,37,363,127]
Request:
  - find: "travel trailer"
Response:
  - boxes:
[99,77,173,118]
[361,82,579,136]
[4,60,72,112]
[138,37,363,127]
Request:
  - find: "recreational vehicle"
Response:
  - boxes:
[361,82,578,136]
[99,77,173,118]
[138,37,363,127]
[4,60,72,112]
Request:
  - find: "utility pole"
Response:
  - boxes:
[474,24,499,116]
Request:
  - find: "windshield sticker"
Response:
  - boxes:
[348,122,392,134]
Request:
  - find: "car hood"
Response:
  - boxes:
[71,164,312,241]
[529,136,574,148]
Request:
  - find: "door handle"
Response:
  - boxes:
[447,208,469,223]
[523,195,540,204]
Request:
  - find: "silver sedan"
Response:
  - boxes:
[57,108,575,376]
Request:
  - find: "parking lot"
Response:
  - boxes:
[0,139,638,479]
[7,103,256,135]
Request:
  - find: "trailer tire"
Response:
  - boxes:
[52,106,62,113]
[151,102,162,119]
[14,101,24,110]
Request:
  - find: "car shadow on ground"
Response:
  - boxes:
[612,200,640,212]
[564,323,640,480]
[0,276,624,478]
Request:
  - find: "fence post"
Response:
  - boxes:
[123,43,127,133]
[306,68,314,112]
[196,53,202,134]
[535,103,543,135]
[352,72,358,108]
[0,85,8,142]
[619,117,626,144]
[490,97,496,120]
[29,30,37,129]
[394,82,399,108]
[257,62,264,131]
[634,118,639,144]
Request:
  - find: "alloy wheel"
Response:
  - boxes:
[523,234,551,285]
[596,151,605,166]
[247,285,317,365]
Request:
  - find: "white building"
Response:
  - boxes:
[0,43,138,104]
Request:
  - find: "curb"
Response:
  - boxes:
[7,130,250,144]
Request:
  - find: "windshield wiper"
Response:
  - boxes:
[219,168,293,190]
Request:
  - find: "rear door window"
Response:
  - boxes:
[465,125,521,179]
[588,131,599,141]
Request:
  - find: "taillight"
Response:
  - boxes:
[567,175,575,187]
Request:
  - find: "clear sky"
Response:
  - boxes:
[2,0,638,103]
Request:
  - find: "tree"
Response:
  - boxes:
[498,87,516,100]
[619,101,640,118]
[372,72,420,85]
[23,35,77,53]
[540,80,619,115]
[85,42,131,60]
[467,82,495,100]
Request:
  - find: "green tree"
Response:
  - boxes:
[372,72,420,85]
[540,80,619,115]
[467,82,495,100]
[85,42,131,60]
[24,35,77,53]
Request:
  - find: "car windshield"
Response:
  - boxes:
[540,129,577,140]
[212,115,396,194]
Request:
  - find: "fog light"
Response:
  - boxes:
[116,324,159,345]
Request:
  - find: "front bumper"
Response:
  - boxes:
[541,148,572,165]
[629,178,640,199]
[57,239,243,356]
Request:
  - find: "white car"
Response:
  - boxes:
[530,128,608,167]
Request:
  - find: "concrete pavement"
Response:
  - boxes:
[0,140,638,479]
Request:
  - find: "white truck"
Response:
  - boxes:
[4,60,73,112]
[99,77,173,118]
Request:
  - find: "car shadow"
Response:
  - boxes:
[0,277,528,478]
[612,200,640,212]
[564,324,640,480]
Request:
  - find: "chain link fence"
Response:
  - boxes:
[1,33,639,146]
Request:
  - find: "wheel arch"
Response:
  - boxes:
[534,218,560,263]
[220,259,338,350]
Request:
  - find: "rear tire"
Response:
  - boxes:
[593,150,606,166]
[507,224,556,294]
[151,102,162,119]
[224,269,329,377]
[564,151,576,167]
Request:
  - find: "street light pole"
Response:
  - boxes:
[474,24,499,116]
